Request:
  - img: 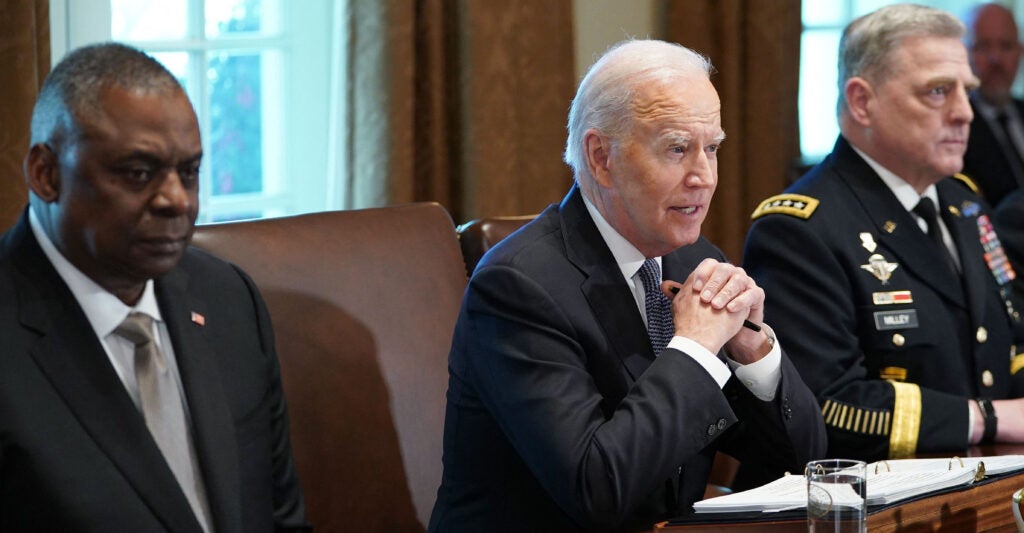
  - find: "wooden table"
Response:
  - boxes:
[657,446,1024,533]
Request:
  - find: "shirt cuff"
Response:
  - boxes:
[668,336,731,388]
[726,324,782,401]
[967,399,975,443]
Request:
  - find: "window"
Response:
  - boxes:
[50,0,343,223]
[799,0,997,163]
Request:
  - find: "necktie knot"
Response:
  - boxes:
[912,196,959,275]
[638,259,674,354]
[912,197,939,227]
[115,312,155,347]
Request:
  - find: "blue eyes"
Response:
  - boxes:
[670,144,720,155]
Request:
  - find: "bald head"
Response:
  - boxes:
[563,39,714,183]
[965,3,1022,106]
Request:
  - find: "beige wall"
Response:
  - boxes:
[572,0,664,82]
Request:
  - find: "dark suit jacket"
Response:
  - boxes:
[995,187,1024,305]
[962,97,1024,207]
[428,187,826,532]
[744,136,1024,461]
[0,211,310,532]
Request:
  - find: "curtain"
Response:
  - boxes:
[344,0,575,225]
[666,0,802,262]
[0,0,48,231]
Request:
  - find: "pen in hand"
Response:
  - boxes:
[668,286,763,332]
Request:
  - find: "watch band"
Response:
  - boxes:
[977,398,997,444]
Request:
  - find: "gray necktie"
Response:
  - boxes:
[116,312,213,532]
[637,258,674,354]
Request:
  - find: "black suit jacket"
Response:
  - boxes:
[428,187,825,532]
[744,136,1024,461]
[962,97,1024,207]
[0,211,310,532]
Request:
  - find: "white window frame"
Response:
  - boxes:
[49,0,344,223]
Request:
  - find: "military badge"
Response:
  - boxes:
[961,201,980,218]
[750,194,819,220]
[860,232,877,253]
[977,214,1016,285]
[872,290,912,305]
[861,253,899,284]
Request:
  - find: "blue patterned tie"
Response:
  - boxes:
[638,258,674,354]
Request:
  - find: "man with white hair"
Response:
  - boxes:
[429,39,825,532]
[745,4,1024,462]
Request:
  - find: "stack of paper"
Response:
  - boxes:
[693,455,1024,514]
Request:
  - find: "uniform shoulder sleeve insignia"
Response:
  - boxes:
[750,194,820,220]
[950,173,981,195]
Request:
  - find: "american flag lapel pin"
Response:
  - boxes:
[191,311,206,326]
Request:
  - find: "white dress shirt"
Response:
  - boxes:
[582,195,782,401]
[28,207,193,415]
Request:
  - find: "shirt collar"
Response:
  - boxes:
[29,206,163,339]
[581,193,658,281]
[850,144,939,212]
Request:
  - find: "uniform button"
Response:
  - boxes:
[892,333,905,347]
[707,424,717,436]
[717,418,727,430]
[982,370,994,387]
[1014,311,1021,322]
[977,327,988,344]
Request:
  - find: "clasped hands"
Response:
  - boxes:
[662,258,771,364]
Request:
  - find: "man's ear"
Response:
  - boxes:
[584,129,614,188]
[845,77,874,127]
[24,144,60,202]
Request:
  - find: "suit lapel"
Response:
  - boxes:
[832,141,966,309]
[559,187,655,381]
[937,183,989,326]
[8,216,203,533]
[157,267,243,533]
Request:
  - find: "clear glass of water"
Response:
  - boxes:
[806,459,866,532]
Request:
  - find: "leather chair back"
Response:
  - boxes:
[192,203,466,531]
[456,214,536,276]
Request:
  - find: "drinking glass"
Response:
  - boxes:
[806,459,867,532]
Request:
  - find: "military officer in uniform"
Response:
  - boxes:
[743,4,1024,460]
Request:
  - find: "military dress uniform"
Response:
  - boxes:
[743,136,1024,460]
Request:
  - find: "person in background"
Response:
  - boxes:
[0,42,310,532]
[744,3,1024,462]
[429,39,825,532]
[963,2,1024,207]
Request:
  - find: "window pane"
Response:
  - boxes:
[803,1,845,27]
[111,0,189,40]
[799,29,842,160]
[208,52,263,196]
[206,0,264,38]
[150,52,191,97]
[852,0,898,18]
